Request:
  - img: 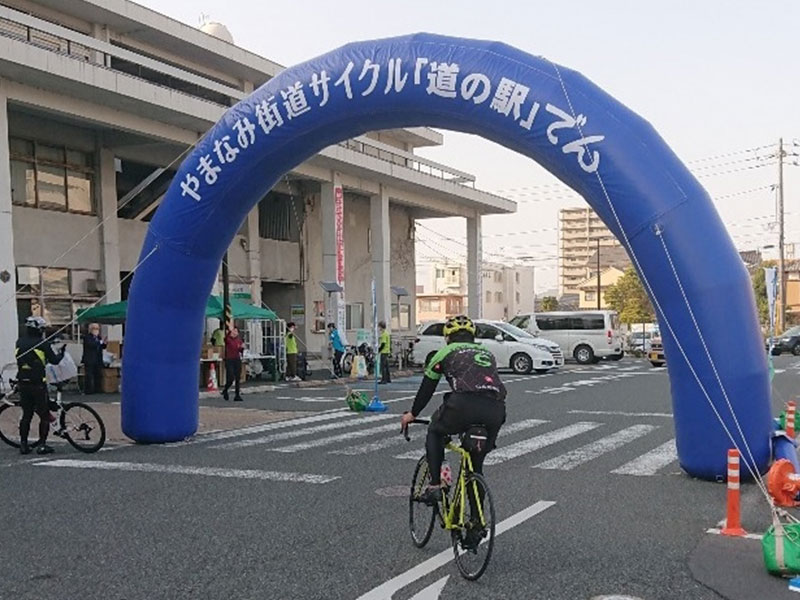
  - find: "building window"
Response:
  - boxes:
[435,268,445,278]
[585,291,596,301]
[515,272,520,284]
[15,266,101,340]
[391,303,411,330]
[419,299,441,312]
[9,138,94,214]
[346,302,364,329]
[494,271,503,283]
[495,291,503,303]
[516,291,521,303]
[485,291,492,304]
[312,300,326,333]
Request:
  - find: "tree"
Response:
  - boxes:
[751,260,775,328]
[540,296,558,311]
[604,266,654,325]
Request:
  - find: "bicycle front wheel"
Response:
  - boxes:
[409,456,436,548]
[60,402,106,453]
[451,472,496,581]
[0,402,42,449]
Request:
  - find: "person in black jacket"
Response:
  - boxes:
[16,316,64,455]
[81,322,106,395]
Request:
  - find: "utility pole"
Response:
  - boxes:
[778,138,786,333]
[596,238,601,310]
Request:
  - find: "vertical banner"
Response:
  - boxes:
[334,185,347,340]
[765,266,778,379]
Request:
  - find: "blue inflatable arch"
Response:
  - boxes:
[122,33,771,480]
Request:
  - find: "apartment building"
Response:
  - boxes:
[558,206,622,296]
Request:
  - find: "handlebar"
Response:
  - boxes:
[402,418,430,442]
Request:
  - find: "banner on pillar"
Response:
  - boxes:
[334,185,347,337]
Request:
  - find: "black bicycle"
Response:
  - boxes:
[0,365,106,453]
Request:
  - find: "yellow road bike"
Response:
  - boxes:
[404,418,496,580]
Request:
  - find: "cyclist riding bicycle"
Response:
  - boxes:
[15,316,65,455]
[400,315,506,505]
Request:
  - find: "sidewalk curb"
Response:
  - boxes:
[289,369,417,388]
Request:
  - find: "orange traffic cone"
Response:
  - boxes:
[207,363,219,392]
[721,449,747,536]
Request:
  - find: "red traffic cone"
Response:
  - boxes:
[207,363,219,392]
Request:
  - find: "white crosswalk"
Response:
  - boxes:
[204,410,680,478]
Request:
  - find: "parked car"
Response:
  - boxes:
[627,330,653,353]
[412,319,562,374]
[769,326,800,356]
[648,336,666,367]
[509,310,624,364]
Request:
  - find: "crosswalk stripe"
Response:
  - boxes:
[393,419,550,460]
[213,414,395,449]
[484,422,602,466]
[269,422,400,453]
[37,459,339,484]
[610,439,678,476]
[533,424,658,471]
[196,410,352,444]
[331,436,406,456]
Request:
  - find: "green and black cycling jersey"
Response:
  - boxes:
[410,342,507,416]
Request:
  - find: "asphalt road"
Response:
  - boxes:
[2,356,798,600]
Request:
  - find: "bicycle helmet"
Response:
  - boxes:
[25,316,48,331]
[443,315,476,337]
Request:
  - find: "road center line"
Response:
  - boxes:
[354,500,556,600]
[36,459,339,484]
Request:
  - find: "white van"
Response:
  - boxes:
[413,319,562,374]
[509,310,624,364]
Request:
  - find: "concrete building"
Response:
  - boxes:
[558,206,622,295]
[574,266,625,309]
[0,0,515,367]
[415,260,533,323]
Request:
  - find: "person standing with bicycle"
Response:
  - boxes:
[15,316,65,455]
[400,315,506,505]
[327,322,345,378]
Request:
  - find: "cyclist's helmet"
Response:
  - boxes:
[25,316,48,331]
[443,315,476,338]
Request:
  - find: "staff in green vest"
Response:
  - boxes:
[285,322,300,382]
[378,321,391,384]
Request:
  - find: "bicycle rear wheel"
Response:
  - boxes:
[451,472,496,581]
[0,402,42,449]
[60,402,106,453]
[409,456,436,548]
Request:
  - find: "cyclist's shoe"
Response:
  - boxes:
[36,445,54,455]
[418,485,442,506]
[19,441,31,455]
[461,521,487,552]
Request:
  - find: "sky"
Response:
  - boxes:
[138,0,800,293]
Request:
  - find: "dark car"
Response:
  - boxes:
[770,326,800,356]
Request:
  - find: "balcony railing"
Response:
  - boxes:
[338,137,476,188]
[0,5,245,108]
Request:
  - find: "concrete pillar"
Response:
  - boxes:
[370,186,391,327]
[246,208,261,306]
[467,215,482,319]
[90,23,110,66]
[98,147,122,341]
[0,89,18,369]
[320,173,346,339]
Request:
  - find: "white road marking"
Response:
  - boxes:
[393,419,549,460]
[331,435,406,456]
[610,439,678,476]
[214,414,395,450]
[484,422,602,466]
[193,410,352,444]
[36,459,339,484]
[354,500,556,600]
[408,576,450,599]
[533,425,658,471]
[568,410,673,418]
[270,422,400,453]
[705,528,763,540]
